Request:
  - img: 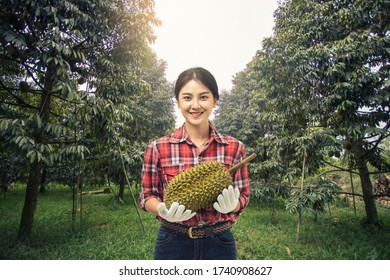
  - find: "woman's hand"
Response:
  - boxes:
[157,202,196,223]
[213,185,240,214]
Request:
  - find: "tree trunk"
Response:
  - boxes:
[17,68,52,242]
[39,164,47,193]
[118,171,125,200]
[18,119,47,242]
[355,146,379,225]
[17,158,42,242]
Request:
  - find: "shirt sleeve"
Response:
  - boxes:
[139,141,163,211]
[231,142,250,215]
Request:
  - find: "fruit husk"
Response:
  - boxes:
[164,153,256,211]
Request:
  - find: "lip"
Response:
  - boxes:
[189,112,204,118]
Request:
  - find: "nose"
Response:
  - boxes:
[191,98,201,109]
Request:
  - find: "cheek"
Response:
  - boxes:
[177,100,189,110]
[209,100,217,109]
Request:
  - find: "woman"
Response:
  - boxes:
[139,67,250,260]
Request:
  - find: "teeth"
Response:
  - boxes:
[190,112,203,118]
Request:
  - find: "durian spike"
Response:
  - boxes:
[228,153,257,174]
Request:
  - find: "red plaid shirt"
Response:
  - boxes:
[139,122,250,227]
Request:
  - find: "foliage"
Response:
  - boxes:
[214,62,265,148]
[214,0,390,225]
[285,177,341,219]
[249,175,290,203]
[0,0,174,241]
[1,185,390,260]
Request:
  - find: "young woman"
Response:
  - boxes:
[139,67,250,260]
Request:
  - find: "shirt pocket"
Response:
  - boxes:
[219,157,233,171]
[161,164,184,187]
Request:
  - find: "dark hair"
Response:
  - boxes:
[174,67,219,100]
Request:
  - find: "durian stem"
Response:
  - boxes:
[228,153,257,174]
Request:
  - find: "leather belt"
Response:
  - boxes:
[160,220,232,239]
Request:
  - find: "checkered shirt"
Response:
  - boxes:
[139,122,250,227]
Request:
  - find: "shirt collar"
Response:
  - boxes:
[169,122,229,145]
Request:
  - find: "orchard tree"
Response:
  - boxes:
[252,0,389,224]
[213,62,276,198]
[85,49,175,201]
[214,62,264,148]
[0,0,160,242]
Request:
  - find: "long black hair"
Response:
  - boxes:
[174,67,219,101]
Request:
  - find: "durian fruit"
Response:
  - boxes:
[164,161,232,212]
[164,153,257,212]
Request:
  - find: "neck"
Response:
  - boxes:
[185,121,210,142]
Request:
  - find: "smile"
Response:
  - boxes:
[189,112,204,118]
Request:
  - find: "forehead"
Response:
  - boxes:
[178,79,211,94]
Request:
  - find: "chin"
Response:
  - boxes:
[185,118,207,127]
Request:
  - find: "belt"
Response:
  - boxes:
[160,220,232,239]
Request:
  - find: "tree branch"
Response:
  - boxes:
[316,168,359,178]
[0,80,27,105]
[368,170,390,175]
[335,191,364,197]
[0,100,39,111]
[373,194,390,198]
[322,160,360,175]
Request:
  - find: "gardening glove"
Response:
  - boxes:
[213,185,240,214]
[157,202,196,223]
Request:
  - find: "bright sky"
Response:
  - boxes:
[150,0,279,126]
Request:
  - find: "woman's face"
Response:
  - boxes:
[177,79,217,128]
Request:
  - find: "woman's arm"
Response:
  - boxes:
[145,197,161,216]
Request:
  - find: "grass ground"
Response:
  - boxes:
[1,184,389,260]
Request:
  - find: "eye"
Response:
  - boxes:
[200,95,209,100]
[183,95,191,101]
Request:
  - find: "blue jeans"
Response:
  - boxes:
[154,226,237,260]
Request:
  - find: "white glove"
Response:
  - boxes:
[157,202,196,223]
[213,185,240,214]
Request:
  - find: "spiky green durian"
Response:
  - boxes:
[164,161,233,212]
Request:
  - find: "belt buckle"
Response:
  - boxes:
[188,226,203,239]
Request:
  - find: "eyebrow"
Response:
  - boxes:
[181,92,211,96]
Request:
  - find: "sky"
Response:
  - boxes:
[149,0,279,126]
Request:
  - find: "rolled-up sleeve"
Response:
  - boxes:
[139,141,162,211]
[231,142,250,215]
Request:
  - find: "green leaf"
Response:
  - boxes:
[36,114,42,129]
[0,118,9,130]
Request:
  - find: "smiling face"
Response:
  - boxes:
[177,79,217,129]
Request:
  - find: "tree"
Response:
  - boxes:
[214,62,275,199]
[214,62,264,149]
[251,0,389,224]
[0,0,160,242]
[87,49,175,201]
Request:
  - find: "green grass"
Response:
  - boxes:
[1,185,389,260]
[234,200,390,260]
